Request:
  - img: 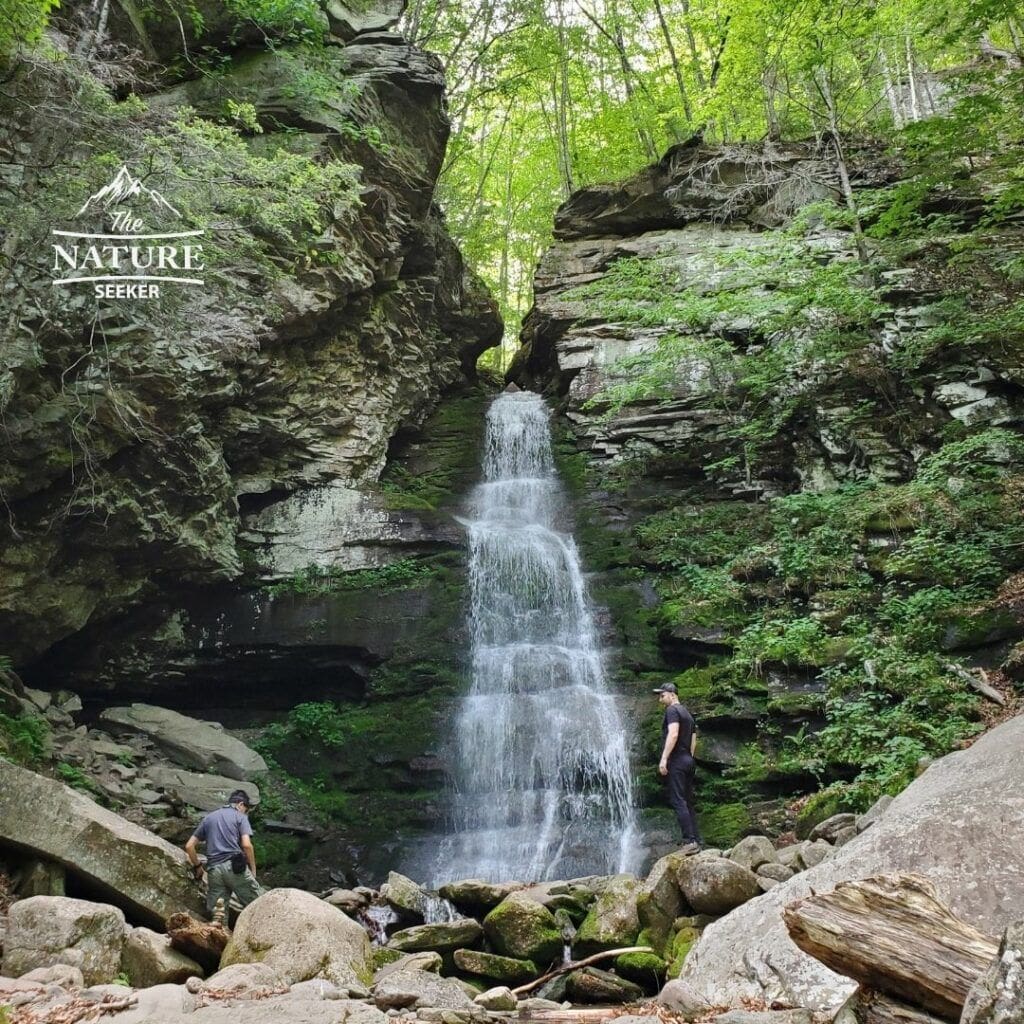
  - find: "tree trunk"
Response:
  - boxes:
[783,875,999,1021]
[652,0,693,123]
[852,991,950,1024]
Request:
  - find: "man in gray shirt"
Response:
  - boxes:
[185,789,262,915]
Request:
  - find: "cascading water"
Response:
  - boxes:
[432,389,639,883]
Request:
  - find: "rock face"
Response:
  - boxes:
[100,705,266,780]
[220,888,372,991]
[574,875,641,956]
[680,713,1024,1011]
[483,893,563,966]
[962,919,1024,1024]
[2,896,125,985]
[0,758,205,924]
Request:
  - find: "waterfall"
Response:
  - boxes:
[433,390,639,883]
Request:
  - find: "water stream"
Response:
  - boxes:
[431,389,639,883]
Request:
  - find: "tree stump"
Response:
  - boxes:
[165,912,229,971]
[783,875,998,1020]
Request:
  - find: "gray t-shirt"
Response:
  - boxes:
[192,806,252,866]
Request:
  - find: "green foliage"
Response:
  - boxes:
[0,0,57,57]
[0,712,50,767]
[56,761,104,797]
[267,558,436,597]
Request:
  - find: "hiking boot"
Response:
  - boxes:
[680,841,702,855]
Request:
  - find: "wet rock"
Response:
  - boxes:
[221,888,372,991]
[676,856,761,915]
[473,987,517,1010]
[0,759,204,925]
[382,872,429,920]
[439,879,521,912]
[122,926,203,987]
[728,836,778,871]
[2,896,125,985]
[483,893,562,965]
[808,814,857,843]
[388,920,484,956]
[961,918,1024,1024]
[452,949,537,984]
[565,966,644,1004]
[573,875,641,956]
[99,705,266,780]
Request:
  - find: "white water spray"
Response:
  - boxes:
[433,390,640,883]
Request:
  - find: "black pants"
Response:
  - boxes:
[667,756,700,844]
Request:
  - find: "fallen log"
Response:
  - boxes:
[851,991,949,1024]
[166,911,229,971]
[511,946,654,996]
[783,875,998,1020]
[517,1010,624,1024]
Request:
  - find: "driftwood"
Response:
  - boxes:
[942,662,1005,706]
[511,945,654,996]
[517,1010,626,1024]
[783,875,998,1021]
[166,911,229,971]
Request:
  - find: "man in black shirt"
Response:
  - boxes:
[654,682,701,853]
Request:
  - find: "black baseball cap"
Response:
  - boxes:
[652,683,677,694]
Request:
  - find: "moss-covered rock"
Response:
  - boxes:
[452,948,538,984]
[573,876,641,957]
[636,853,684,956]
[566,966,645,1004]
[387,919,483,955]
[482,894,562,966]
[614,950,667,992]
[666,924,701,979]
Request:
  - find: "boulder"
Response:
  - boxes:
[614,950,667,992]
[323,0,404,40]
[483,893,563,965]
[201,962,287,998]
[636,853,684,955]
[776,843,807,870]
[325,889,370,913]
[676,856,761,915]
[961,919,1024,1024]
[2,896,125,985]
[799,841,833,868]
[122,926,203,987]
[99,704,267,780]
[573,875,641,956]
[373,951,443,983]
[221,888,372,991]
[681,712,1024,1013]
[566,966,644,1004]
[439,879,521,911]
[473,986,517,1010]
[20,964,85,988]
[713,1012,812,1024]
[0,759,205,925]
[856,795,894,833]
[381,871,427,920]
[809,814,857,843]
[757,863,794,883]
[452,948,538,984]
[728,836,777,871]
[146,766,261,811]
[373,970,477,1010]
[387,919,483,955]
[656,978,713,1018]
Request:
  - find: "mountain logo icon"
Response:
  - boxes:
[76,164,182,219]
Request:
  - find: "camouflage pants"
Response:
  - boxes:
[206,860,262,915]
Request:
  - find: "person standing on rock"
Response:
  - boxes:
[185,789,263,916]
[655,683,702,853]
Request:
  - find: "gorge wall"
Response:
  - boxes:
[513,138,1024,850]
[0,0,501,881]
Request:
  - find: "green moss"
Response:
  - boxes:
[371,947,403,971]
[698,801,752,848]
[666,925,699,979]
[795,785,859,839]
[614,951,666,991]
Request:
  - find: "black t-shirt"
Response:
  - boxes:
[662,702,696,764]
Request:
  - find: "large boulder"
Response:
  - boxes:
[637,853,684,955]
[962,918,1024,1024]
[573,875,641,956]
[122,926,204,987]
[439,879,521,912]
[728,836,778,872]
[676,856,761,915]
[220,888,372,991]
[146,766,261,811]
[380,871,427,920]
[387,919,483,955]
[0,760,205,926]
[483,893,562,965]
[566,966,644,1004]
[1,896,125,985]
[681,713,1024,1012]
[100,704,266,780]
[373,970,477,1010]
